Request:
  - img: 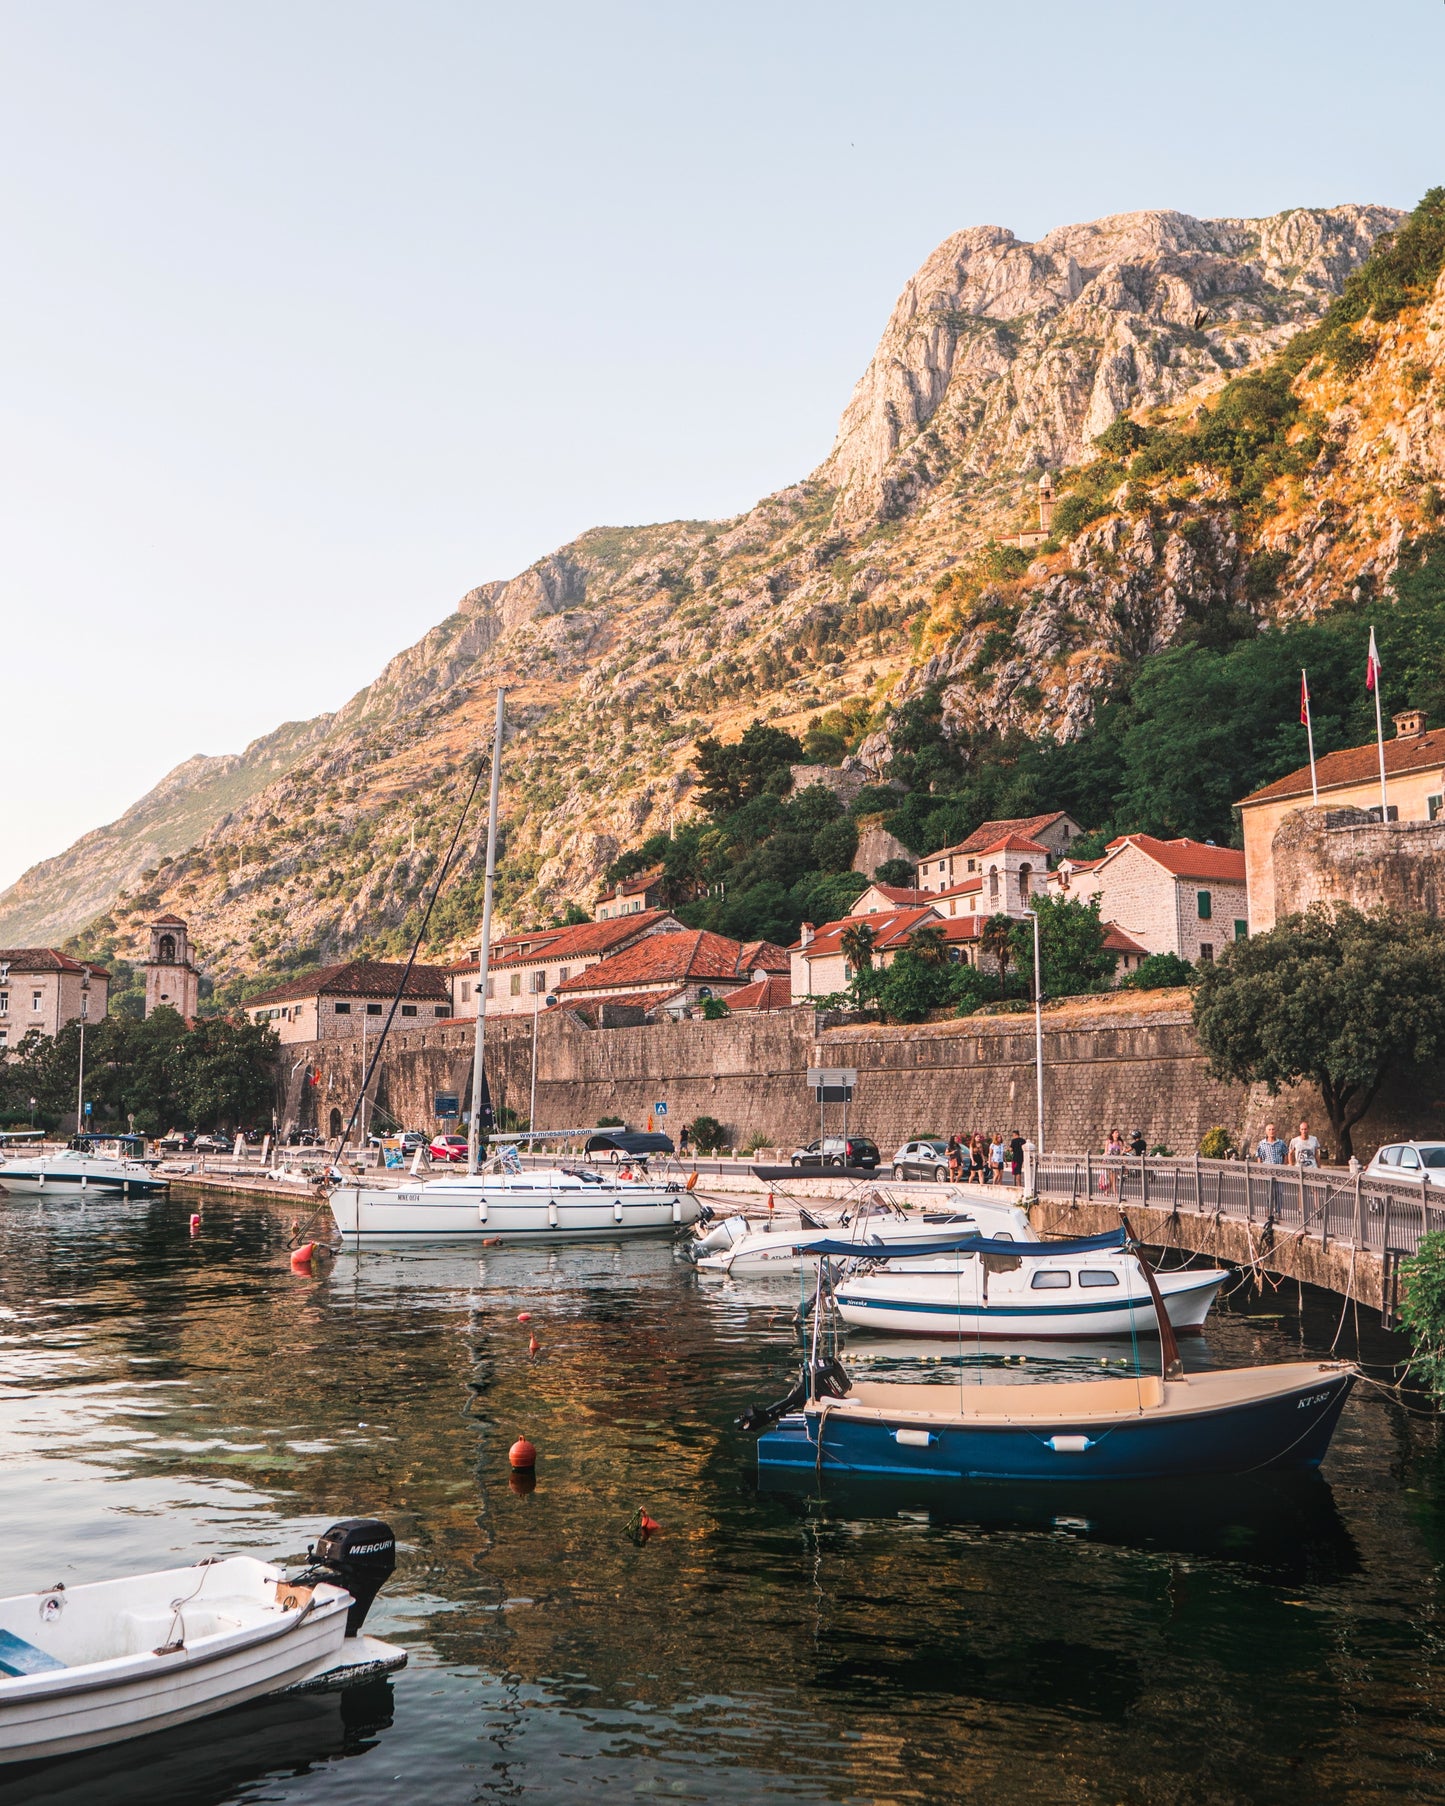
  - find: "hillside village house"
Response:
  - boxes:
[245,960,450,1044]
[0,950,109,1048]
[1056,835,1248,963]
[553,930,789,1022]
[915,813,1083,894]
[1238,709,1445,929]
[447,912,683,1018]
[595,867,667,920]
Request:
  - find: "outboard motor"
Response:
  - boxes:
[295,1518,396,1636]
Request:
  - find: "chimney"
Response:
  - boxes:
[1394,708,1427,739]
[800,922,814,948]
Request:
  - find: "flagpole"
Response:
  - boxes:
[1368,627,1388,819]
[1302,669,1318,805]
[468,689,505,1176]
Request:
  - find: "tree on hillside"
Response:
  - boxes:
[979,914,1017,999]
[1193,905,1445,1159]
[1009,896,1115,999]
[693,723,803,816]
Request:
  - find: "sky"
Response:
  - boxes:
[3,0,1443,890]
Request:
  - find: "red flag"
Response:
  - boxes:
[1366,626,1382,693]
[1299,670,1310,726]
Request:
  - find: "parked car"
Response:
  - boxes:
[1365,1141,1445,1187]
[192,1133,232,1154]
[158,1132,195,1153]
[789,1137,880,1171]
[429,1134,469,1164]
[891,1138,950,1181]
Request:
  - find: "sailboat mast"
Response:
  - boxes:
[468,689,505,1175]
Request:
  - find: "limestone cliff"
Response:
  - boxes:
[0,199,1402,979]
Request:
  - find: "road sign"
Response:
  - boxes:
[807,1066,856,1102]
[654,1101,668,1116]
[434,1092,459,1118]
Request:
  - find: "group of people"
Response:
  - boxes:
[943,1132,1026,1185]
[1104,1129,1149,1158]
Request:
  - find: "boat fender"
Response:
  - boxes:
[479,1201,489,1224]
[548,1200,559,1228]
[894,1428,935,1448]
[292,1518,397,1638]
[614,1201,624,1223]
[1047,1435,1094,1453]
[672,1198,681,1224]
[290,1244,315,1270]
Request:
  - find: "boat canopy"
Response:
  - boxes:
[803,1227,1130,1260]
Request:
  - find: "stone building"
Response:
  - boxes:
[1238,710,1445,930]
[0,950,108,1048]
[142,914,200,1020]
[1270,806,1445,923]
[447,912,683,1018]
[1062,835,1248,963]
[553,930,787,1022]
[915,814,1082,895]
[245,960,451,1044]
[595,867,667,920]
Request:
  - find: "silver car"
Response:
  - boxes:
[1364,1141,1445,1187]
[891,1138,950,1182]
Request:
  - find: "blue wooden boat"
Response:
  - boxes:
[750,1221,1356,1485]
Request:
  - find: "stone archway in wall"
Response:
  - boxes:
[328,1107,343,1139]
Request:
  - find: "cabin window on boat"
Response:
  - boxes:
[1078,1270,1120,1287]
[1030,1270,1071,1288]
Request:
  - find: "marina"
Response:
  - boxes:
[1,1184,1443,1801]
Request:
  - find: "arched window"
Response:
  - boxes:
[328,1108,343,1138]
[1018,863,1032,900]
[988,866,999,902]
[158,934,176,963]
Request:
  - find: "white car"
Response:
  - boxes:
[1364,1141,1445,1187]
[890,1138,950,1181]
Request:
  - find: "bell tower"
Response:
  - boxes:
[143,915,200,1020]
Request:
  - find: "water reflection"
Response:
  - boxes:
[0,1189,1442,1803]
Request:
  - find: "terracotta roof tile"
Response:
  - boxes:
[1102,922,1150,954]
[450,912,678,972]
[947,813,1071,856]
[555,929,756,994]
[0,948,109,977]
[245,959,450,1009]
[1103,835,1246,883]
[725,975,794,1011]
[1238,726,1445,807]
[796,907,941,958]
[151,913,188,926]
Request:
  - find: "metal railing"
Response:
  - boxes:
[1034,1150,1445,1266]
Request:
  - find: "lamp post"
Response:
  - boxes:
[1028,904,1045,1157]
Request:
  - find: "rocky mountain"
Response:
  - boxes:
[0,200,1405,982]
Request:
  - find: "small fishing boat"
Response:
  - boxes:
[747,1225,1356,1484]
[692,1193,1033,1274]
[329,1163,701,1242]
[833,1227,1227,1338]
[0,1136,168,1199]
[0,1520,403,1765]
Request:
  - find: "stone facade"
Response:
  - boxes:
[142,915,200,1020]
[1270,807,1445,924]
[277,997,1445,1164]
[0,950,108,1048]
[1067,839,1248,962]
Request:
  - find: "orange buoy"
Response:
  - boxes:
[639,1511,661,1535]
[528,1333,539,1357]
[517,1311,532,1323]
[290,1243,315,1270]
[509,1437,537,1470]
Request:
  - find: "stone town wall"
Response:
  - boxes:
[1272,807,1445,921]
[277,998,1445,1163]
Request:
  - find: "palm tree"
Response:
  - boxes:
[907,924,948,967]
[839,921,876,981]
[979,913,1017,999]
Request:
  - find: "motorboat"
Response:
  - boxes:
[691,1192,1034,1274]
[833,1229,1227,1338]
[746,1225,1355,1483]
[329,1163,702,1242]
[0,1136,168,1199]
[0,1519,403,1766]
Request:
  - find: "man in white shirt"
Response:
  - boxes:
[1256,1122,1287,1164]
[1288,1120,1321,1168]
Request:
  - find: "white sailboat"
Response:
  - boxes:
[691,1192,1033,1274]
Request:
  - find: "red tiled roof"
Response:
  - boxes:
[448,912,677,972]
[555,991,665,1024]
[245,960,450,1009]
[725,975,794,1012]
[555,929,755,994]
[1104,835,1246,883]
[736,940,791,974]
[972,833,1052,857]
[1237,726,1445,807]
[859,882,928,906]
[948,813,1072,856]
[1102,922,1150,954]
[0,948,109,978]
[151,913,188,926]
[599,864,665,901]
[796,907,940,958]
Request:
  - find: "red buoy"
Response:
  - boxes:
[517,1311,532,1323]
[290,1243,315,1270]
[189,1213,201,1234]
[509,1437,537,1470]
[528,1333,539,1358]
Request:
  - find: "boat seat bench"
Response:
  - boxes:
[0,1628,66,1676]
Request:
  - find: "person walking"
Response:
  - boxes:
[1288,1120,1321,1168]
[1256,1122,1287,1164]
[989,1133,1007,1185]
[969,1131,987,1183]
[1009,1130,1025,1185]
[946,1133,962,1182]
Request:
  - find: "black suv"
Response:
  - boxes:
[789,1137,881,1170]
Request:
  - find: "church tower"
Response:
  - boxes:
[143,915,200,1020]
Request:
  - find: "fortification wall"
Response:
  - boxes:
[1273,806,1445,920]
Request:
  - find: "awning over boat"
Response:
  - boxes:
[804,1228,1130,1260]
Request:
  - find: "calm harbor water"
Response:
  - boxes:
[2,1190,1445,1804]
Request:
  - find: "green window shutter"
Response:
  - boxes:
[1196,890,1212,920]
[1234,919,1248,939]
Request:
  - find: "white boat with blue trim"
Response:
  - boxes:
[329,1164,701,1242]
[692,1193,1034,1274]
[0,1136,168,1199]
[834,1229,1227,1338]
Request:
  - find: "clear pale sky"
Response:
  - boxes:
[3,1,1441,890]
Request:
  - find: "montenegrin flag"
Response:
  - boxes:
[1366,625,1382,693]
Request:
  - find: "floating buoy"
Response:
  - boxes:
[290,1243,315,1270]
[517,1311,532,1323]
[189,1213,201,1233]
[509,1467,537,1496]
[509,1437,537,1470]
[482,1236,501,1246]
[528,1333,539,1358]
[627,1506,661,1542]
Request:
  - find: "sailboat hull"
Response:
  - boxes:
[757,1361,1355,1484]
[329,1179,700,1242]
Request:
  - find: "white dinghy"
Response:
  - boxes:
[0,1519,404,1766]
